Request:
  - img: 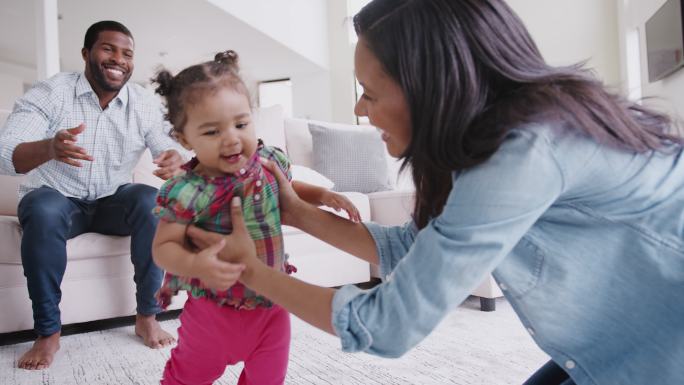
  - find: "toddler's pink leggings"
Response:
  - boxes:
[161,296,290,385]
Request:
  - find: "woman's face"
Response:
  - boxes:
[354,38,412,157]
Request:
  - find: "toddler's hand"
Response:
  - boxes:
[191,239,245,291]
[320,191,361,222]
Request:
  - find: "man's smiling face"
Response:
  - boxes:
[82,30,134,92]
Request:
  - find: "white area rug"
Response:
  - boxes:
[0,297,548,385]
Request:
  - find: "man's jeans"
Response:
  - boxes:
[17,184,162,336]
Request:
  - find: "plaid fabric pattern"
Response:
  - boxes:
[154,143,294,310]
[0,72,177,200]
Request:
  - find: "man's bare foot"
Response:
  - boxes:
[134,314,175,349]
[17,331,60,370]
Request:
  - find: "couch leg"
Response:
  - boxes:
[479,297,496,312]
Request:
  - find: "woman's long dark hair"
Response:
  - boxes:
[354,0,680,229]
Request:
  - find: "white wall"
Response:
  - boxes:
[207,0,329,70]
[0,73,23,111]
[325,0,624,124]
[0,61,36,88]
[291,71,332,121]
[506,0,621,86]
[618,0,684,120]
[0,62,33,111]
[207,0,336,122]
[327,0,356,124]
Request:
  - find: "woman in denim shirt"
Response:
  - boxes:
[188,0,684,384]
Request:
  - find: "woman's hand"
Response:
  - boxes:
[320,191,362,222]
[186,197,260,269]
[260,158,308,227]
[190,239,245,291]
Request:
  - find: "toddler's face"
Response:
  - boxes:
[178,88,257,177]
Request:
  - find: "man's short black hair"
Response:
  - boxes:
[83,21,133,50]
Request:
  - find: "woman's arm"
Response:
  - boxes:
[291,180,325,205]
[205,130,563,358]
[288,202,376,262]
[186,203,337,333]
[152,221,245,291]
[244,260,337,334]
[267,162,378,264]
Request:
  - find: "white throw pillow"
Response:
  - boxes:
[309,123,393,193]
[290,165,335,189]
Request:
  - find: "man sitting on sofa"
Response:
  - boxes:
[0,20,183,370]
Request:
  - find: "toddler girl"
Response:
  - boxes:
[150,50,360,385]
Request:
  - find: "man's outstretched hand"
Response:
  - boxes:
[49,123,93,167]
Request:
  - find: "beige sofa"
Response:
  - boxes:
[0,105,499,334]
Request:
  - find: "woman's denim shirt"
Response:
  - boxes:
[331,123,684,385]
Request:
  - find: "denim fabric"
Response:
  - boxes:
[18,184,162,335]
[331,123,684,385]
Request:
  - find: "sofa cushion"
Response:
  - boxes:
[283,118,316,167]
[309,123,392,193]
[0,216,131,265]
[0,216,22,264]
[0,175,24,216]
[132,149,165,189]
[0,109,23,216]
[291,165,334,189]
[254,104,287,151]
[284,118,414,192]
[283,118,361,168]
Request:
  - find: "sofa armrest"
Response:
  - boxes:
[367,190,415,226]
[366,190,414,279]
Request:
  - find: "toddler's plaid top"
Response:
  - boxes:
[153,142,293,310]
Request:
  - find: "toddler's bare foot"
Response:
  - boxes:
[17,331,60,370]
[135,314,175,348]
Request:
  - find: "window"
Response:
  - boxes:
[257,79,293,117]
